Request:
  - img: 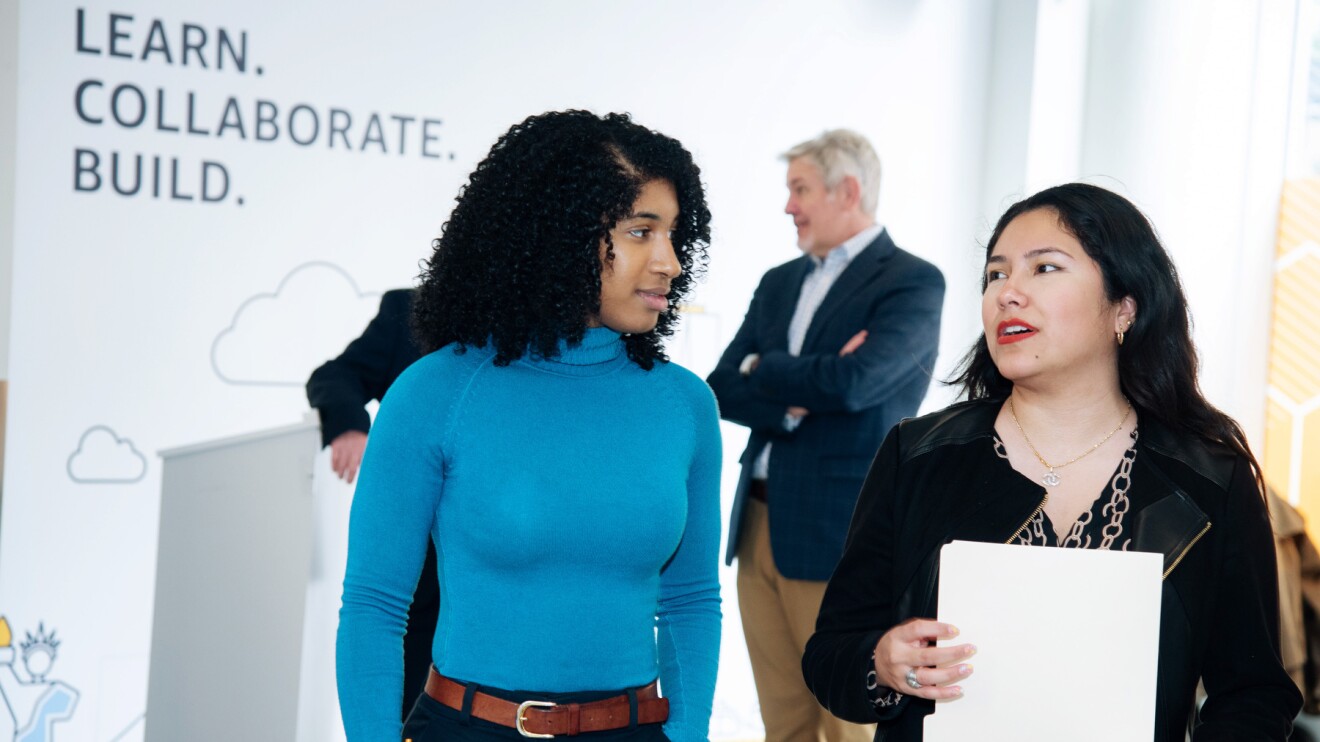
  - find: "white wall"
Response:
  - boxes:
[0,0,17,380]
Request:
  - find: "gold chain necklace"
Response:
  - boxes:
[1008,397,1132,487]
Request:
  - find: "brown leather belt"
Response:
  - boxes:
[749,479,768,503]
[423,669,669,738]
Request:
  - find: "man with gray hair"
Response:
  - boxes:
[708,129,944,740]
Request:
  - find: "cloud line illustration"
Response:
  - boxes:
[66,426,148,484]
[210,261,382,387]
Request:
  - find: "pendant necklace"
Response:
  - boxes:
[1009,397,1132,487]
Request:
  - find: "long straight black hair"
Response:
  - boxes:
[952,183,1264,496]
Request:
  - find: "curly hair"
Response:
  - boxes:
[412,110,711,369]
[951,183,1265,498]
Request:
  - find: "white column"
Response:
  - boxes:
[1024,0,1091,194]
[1081,0,1298,447]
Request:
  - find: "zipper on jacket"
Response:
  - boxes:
[1162,521,1211,580]
[1005,494,1049,544]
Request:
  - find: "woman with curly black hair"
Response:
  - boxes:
[336,110,722,742]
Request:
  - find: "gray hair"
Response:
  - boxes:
[781,129,881,216]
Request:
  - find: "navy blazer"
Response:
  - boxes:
[707,230,945,581]
[306,288,422,447]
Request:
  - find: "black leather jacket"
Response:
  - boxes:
[803,400,1302,741]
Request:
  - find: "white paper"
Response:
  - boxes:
[923,540,1162,742]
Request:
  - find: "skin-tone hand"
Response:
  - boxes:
[873,618,975,700]
[839,329,867,356]
[329,430,369,484]
[787,406,810,417]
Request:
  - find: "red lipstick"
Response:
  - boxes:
[996,319,1038,345]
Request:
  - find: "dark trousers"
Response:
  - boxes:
[402,542,441,721]
[403,681,671,741]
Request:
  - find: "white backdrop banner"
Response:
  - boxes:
[0,2,994,740]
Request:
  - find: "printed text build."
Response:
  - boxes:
[75,150,232,202]
[70,8,451,204]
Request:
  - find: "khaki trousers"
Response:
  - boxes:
[737,498,875,742]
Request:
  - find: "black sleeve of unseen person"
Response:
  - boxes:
[307,288,422,445]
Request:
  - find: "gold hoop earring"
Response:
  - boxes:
[1117,330,1125,346]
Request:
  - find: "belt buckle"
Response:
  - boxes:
[515,699,556,738]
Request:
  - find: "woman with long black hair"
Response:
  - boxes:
[803,183,1302,740]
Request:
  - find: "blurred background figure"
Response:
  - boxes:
[708,129,944,742]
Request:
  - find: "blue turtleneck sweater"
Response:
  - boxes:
[336,328,723,741]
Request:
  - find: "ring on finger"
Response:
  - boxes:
[904,667,922,690]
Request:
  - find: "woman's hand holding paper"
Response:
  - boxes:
[873,618,975,700]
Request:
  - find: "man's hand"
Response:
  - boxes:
[329,430,369,484]
[839,329,868,356]
[739,353,761,377]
